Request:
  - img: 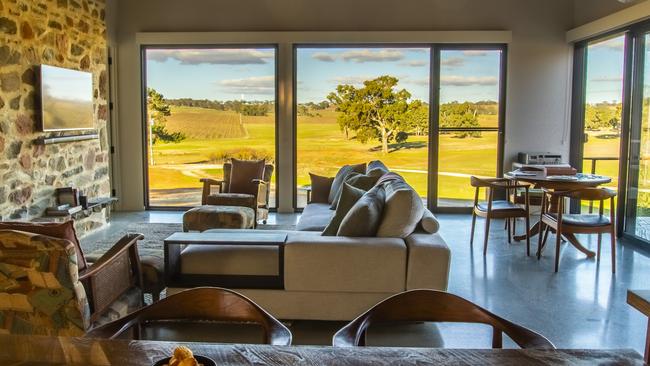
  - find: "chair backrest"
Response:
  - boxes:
[333,289,554,349]
[223,159,274,193]
[556,187,616,201]
[0,230,90,336]
[85,287,292,345]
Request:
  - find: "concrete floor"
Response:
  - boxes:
[83,211,650,353]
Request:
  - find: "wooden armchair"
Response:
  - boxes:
[333,289,554,349]
[86,287,292,346]
[201,159,274,226]
[0,230,144,336]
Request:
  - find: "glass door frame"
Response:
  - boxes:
[291,43,508,213]
[140,44,280,210]
[569,19,650,242]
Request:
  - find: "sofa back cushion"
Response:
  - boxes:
[376,177,425,238]
[330,172,380,209]
[367,160,390,177]
[309,173,334,204]
[337,185,386,237]
[327,163,367,204]
[228,158,266,196]
[323,183,366,236]
[0,220,87,270]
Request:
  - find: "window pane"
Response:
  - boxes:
[438,49,502,207]
[144,48,276,207]
[296,47,430,208]
[583,35,625,201]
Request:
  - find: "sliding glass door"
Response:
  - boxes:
[143,46,277,208]
[625,32,650,242]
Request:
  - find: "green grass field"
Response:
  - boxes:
[148,105,639,209]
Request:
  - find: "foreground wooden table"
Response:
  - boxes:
[0,334,643,365]
[628,289,650,364]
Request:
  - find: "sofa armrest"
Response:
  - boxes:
[404,232,451,291]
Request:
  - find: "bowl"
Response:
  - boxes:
[152,355,216,366]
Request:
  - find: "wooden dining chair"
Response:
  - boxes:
[537,188,617,273]
[470,177,532,256]
[332,289,555,349]
[85,287,292,346]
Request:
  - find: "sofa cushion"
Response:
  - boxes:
[323,183,366,236]
[309,173,334,204]
[376,178,425,238]
[229,158,265,196]
[330,172,380,209]
[419,208,440,234]
[328,163,367,204]
[284,231,406,293]
[296,203,334,231]
[404,232,451,291]
[367,160,390,176]
[180,244,278,276]
[337,185,386,237]
[0,220,87,270]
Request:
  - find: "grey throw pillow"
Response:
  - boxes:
[337,185,386,237]
[322,183,366,236]
[367,160,389,176]
[327,163,367,204]
[330,172,380,209]
[376,178,425,238]
[419,208,440,234]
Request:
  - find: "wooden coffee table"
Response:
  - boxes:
[164,230,288,289]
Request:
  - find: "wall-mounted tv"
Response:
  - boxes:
[39,65,95,132]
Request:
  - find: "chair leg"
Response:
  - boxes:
[507,219,512,244]
[597,233,602,262]
[554,228,562,273]
[537,222,546,260]
[483,217,491,256]
[525,215,531,257]
[611,227,616,274]
[513,218,517,239]
[470,212,477,246]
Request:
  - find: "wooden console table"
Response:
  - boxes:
[164,230,287,290]
[0,334,643,365]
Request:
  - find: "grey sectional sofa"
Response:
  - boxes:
[172,167,451,321]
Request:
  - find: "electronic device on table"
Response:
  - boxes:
[517,152,563,165]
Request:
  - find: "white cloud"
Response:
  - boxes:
[441,57,464,67]
[591,76,623,83]
[147,49,274,65]
[462,50,489,57]
[399,60,428,67]
[591,39,624,52]
[441,75,498,86]
[403,77,429,86]
[219,75,275,94]
[340,49,404,63]
[312,52,337,62]
[329,75,377,85]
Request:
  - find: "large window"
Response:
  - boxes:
[436,48,504,208]
[143,47,277,208]
[295,46,431,208]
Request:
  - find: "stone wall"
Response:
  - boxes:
[0,0,110,234]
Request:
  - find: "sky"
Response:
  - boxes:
[145,47,503,104]
[585,35,625,104]
[41,65,93,102]
[144,42,629,105]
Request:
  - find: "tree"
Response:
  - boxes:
[147,88,185,144]
[404,100,429,136]
[440,102,480,138]
[327,75,412,154]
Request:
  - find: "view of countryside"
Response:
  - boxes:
[144,47,503,207]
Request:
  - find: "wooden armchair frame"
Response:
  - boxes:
[333,289,555,349]
[538,188,616,273]
[85,287,292,346]
[470,177,532,256]
[79,233,144,323]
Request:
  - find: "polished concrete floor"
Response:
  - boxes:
[83,211,650,352]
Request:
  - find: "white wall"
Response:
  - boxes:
[111,0,576,211]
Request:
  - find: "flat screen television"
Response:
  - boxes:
[39,65,95,132]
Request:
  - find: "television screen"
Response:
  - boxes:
[40,65,94,132]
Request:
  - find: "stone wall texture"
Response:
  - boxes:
[0,0,110,233]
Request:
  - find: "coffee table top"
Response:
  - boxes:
[165,231,287,245]
[628,290,650,316]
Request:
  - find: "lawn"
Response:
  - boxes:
[148,106,631,208]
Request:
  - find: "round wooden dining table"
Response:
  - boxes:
[503,171,612,258]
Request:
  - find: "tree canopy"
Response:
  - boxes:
[147,88,186,144]
[440,102,481,138]
[327,75,415,154]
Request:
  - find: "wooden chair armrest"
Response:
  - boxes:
[200,178,225,185]
[79,233,144,281]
